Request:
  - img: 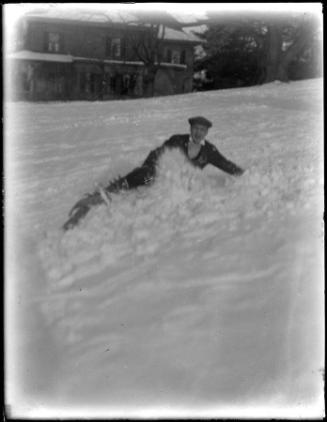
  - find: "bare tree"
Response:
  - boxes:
[262,13,318,82]
[126,11,183,96]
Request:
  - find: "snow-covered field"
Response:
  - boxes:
[5,79,324,418]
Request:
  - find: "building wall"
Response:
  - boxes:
[72,61,144,100]
[11,17,197,101]
[34,62,72,100]
[25,19,146,61]
[156,42,194,96]
[154,67,193,96]
[9,60,72,101]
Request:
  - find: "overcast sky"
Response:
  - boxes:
[4,2,322,25]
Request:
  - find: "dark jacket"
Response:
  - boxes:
[142,134,244,176]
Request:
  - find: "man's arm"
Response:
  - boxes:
[141,144,165,168]
[141,135,180,168]
[207,143,244,176]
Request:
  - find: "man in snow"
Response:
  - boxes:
[63,116,244,231]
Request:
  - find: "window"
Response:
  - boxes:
[22,72,31,91]
[80,72,91,93]
[21,63,34,92]
[171,50,181,64]
[107,74,122,94]
[166,49,182,64]
[105,38,111,57]
[80,72,86,92]
[106,37,122,58]
[110,75,116,91]
[112,38,121,58]
[180,50,186,65]
[80,72,101,95]
[103,73,112,94]
[48,71,64,95]
[90,74,99,94]
[46,32,62,53]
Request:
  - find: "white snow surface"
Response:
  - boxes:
[5,79,324,418]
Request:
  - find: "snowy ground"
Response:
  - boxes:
[5,79,324,418]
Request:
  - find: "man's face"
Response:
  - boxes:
[190,124,209,144]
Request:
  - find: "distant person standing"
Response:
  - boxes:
[63,116,244,231]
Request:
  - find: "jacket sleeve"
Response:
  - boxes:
[142,145,165,168]
[141,136,179,168]
[207,143,244,176]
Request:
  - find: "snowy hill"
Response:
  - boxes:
[5,79,324,418]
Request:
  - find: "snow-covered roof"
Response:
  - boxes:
[7,50,73,63]
[160,26,202,43]
[171,12,208,26]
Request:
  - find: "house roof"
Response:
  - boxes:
[159,26,202,43]
[172,12,208,27]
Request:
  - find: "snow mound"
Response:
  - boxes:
[38,150,225,287]
[9,78,323,416]
[38,143,316,296]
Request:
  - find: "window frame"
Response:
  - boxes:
[171,50,181,64]
[105,36,124,59]
[45,31,63,53]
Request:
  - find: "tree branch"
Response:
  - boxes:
[281,25,312,65]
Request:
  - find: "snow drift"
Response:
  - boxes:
[5,79,324,419]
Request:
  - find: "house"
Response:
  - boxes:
[7,8,202,101]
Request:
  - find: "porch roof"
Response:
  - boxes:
[7,50,73,63]
[7,51,188,69]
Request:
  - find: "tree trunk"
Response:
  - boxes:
[277,27,312,82]
[276,63,290,82]
[263,24,283,83]
[143,65,159,97]
[262,20,313,83]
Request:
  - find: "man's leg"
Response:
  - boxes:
[106,165,155,192]
[62,191,103,231]
[63,165,155,230]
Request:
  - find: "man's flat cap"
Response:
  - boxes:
[188,116,212,128]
